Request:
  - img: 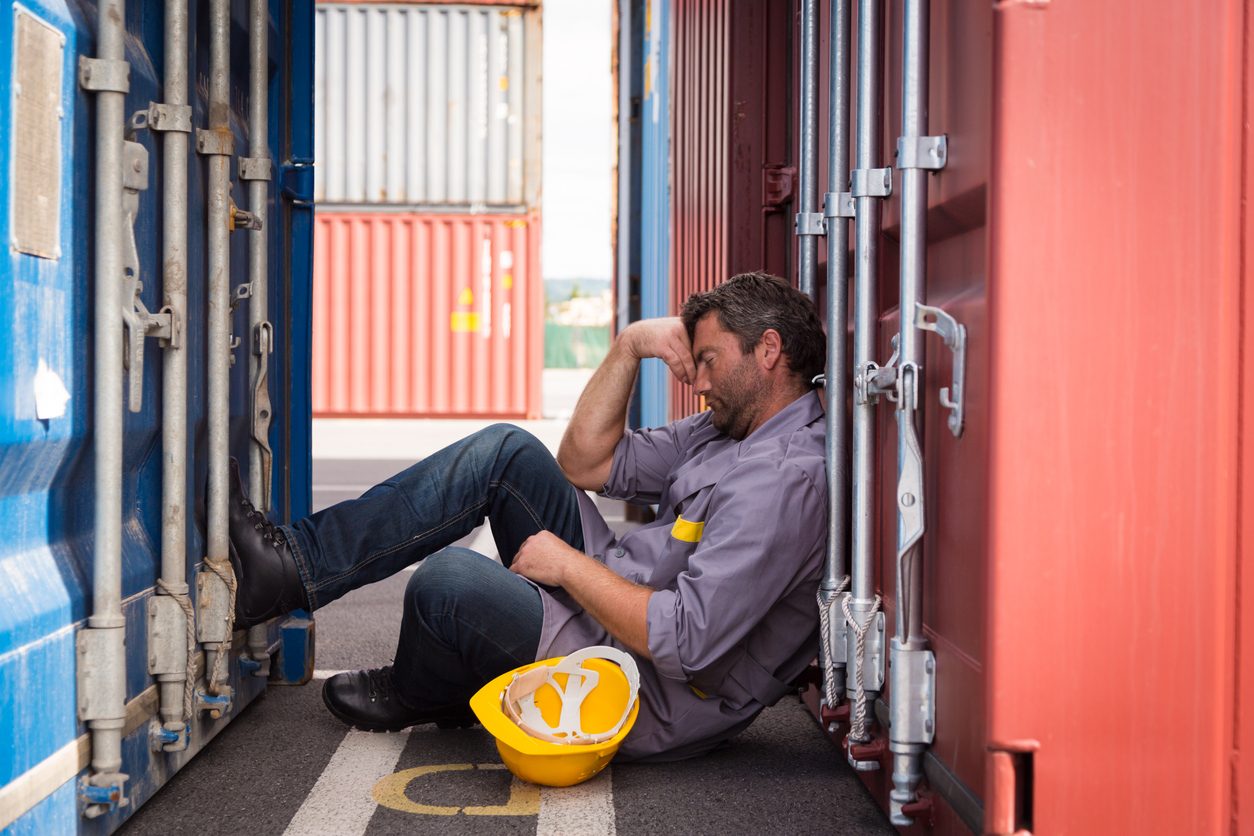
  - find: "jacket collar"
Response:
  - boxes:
[663,390,823,507]
[738,389,824,453]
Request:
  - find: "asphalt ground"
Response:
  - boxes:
[121,416,893,835]
[122,567,892,836]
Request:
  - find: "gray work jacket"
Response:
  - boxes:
[533,390,828,761]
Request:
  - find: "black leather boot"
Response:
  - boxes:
[228,458,308,628]
[322,667,478,732]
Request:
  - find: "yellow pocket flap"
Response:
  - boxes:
[670,515,705,543]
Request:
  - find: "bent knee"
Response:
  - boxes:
[408,548,499,608]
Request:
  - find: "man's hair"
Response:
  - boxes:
[680,272,826,383]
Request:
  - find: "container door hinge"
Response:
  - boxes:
[896,135,948,171]
[914,302,967,437]
[986,740,1038,836]
[118,140,173,412]
[280,161,315,206]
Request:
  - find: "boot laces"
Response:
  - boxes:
[365,666,398,703]
[246,507,287,548]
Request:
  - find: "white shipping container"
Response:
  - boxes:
[314,2,540,208]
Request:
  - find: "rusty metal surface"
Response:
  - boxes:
[312,211,543,418]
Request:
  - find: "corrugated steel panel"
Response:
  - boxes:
[666,0,795,422]
[314,3,537,207]
[312,211,543,418]
[0,0,314,827]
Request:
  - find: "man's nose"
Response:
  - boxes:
[693,366,710,395]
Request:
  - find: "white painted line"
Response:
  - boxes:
[283,729,411,836]
[537,769,616,836]
[311,669,348,680]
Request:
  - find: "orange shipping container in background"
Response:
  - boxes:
[312,211,543,418]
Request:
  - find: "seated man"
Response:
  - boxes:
[229,271,829,761]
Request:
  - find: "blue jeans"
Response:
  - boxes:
[281,424,586,709]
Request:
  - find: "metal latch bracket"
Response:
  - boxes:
[914,303,967,437]
[146,103,193,134]
[196,128,235,157]
[239,156,272,181]
[78,57,129,93]
[824,191,855,219]
[896,134,948,171]
[851,167,893,198]
[795,211,826,237]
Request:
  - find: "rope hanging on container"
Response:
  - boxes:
[842,592,882,743]
[204,557,238,694]
[816,575,850,709]
[155,578,198,721]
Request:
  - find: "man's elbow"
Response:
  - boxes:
[556,447,608,491]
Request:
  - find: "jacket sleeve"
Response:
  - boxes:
[644,456,826,683]
[602,412,708,504]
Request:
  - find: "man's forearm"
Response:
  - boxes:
[556,337,640,490]
[559,552,653,659]
[558,319,695,490]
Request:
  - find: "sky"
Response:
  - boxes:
[541,0,614,282]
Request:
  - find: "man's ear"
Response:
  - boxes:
[757,329,784,370]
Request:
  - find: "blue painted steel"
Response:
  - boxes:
[274,614,315,685]
[0,0,314,830]
[637,0,671,428]
[278,0,315,523]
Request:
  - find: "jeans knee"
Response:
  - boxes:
[408,548,491,612]
[473,423,543,459]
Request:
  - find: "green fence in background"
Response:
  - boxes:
[545,323,610,369]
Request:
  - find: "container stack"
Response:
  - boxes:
[313,0,543,418]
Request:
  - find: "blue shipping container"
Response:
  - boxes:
[0,0,314,830]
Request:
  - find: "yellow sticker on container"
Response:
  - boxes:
[458,288,474,306]
[502,274,513,290]
[670,515,705,543]
[451,312,480,333]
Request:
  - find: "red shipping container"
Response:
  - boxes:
[667,0,797,421]
[312,211,543,418]
[654,0,1254,831]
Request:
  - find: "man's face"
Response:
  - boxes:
[692,313,764,440]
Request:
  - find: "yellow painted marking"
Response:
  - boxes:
[670,515,705,543]
[451,312,480,333]
[372,763,541,817]
[498,75,510,91]
[458,287,475,306]
[502,273,513,290]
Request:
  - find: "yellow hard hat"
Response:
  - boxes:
[470,646,641,787]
